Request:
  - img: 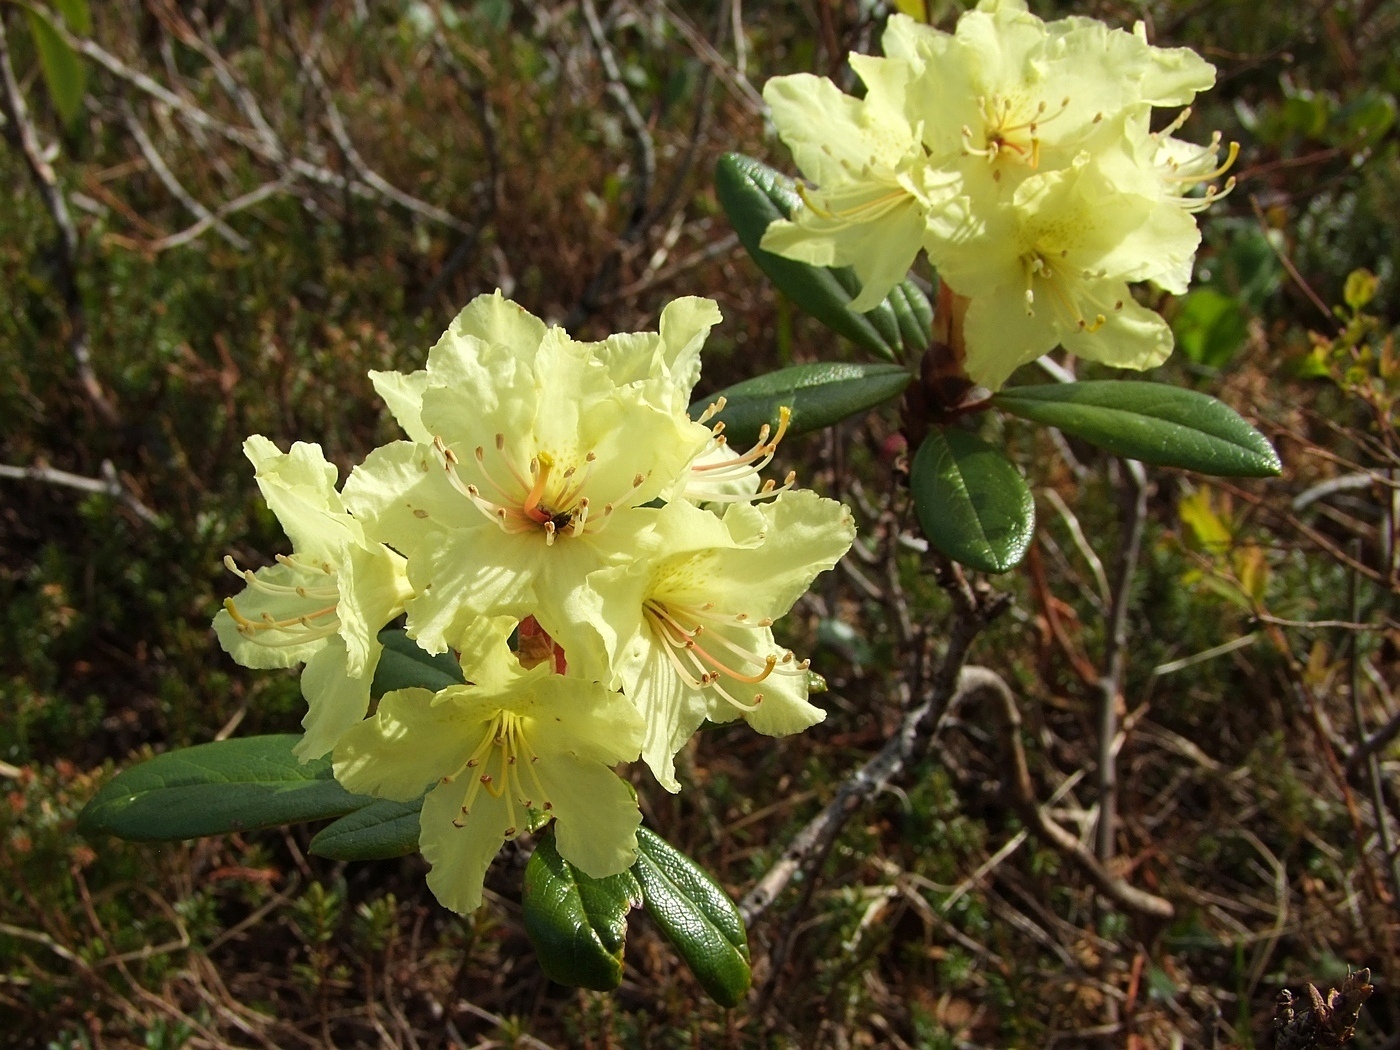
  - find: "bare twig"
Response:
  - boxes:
[297,46,471,234]
[648,0,766,116]
[145,177,289,253]
[44,10,470,238]
[1346,542,1400,905]
[1097,459,1149,862]
[580,0,655,240]
[1250,194,1337,328]
[1345,703,1400,779]
[988,667,1176,920]
[122,104,251,249]
[0,462,161,526]
[0,15,118,424]
[740,572,1010,925]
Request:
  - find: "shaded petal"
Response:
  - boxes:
[705,637,826,739]
[420,777,507,915]
[522,674,645,768]
[295,634,373,761]
[962,288,1060,390]
[369,369,432,444]
[342,441,467,559]
[213,562,335,670]
[538,755,642,879]
[1063,293,1174,372]
[333,686,485,799]
[337,544,411,677]
[625,641,709,792]
[405,529,542,654]
[246,437,356,565]
[661,492,856,621]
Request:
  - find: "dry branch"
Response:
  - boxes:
[989,666,1176,920]
[0,462,161,526]
[741,567,1011,926]
[0,15,118,425]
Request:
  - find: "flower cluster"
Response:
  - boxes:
[760,0,1235,390]
[215,293,856,913]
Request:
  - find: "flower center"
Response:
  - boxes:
[221,554,341,645]
[442,710,551,839]
[963,94,1074,171]
[641,597,810,713]
[434,433,650,546]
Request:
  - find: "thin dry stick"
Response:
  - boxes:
[0,15,118,425]
[740,575,1010,926]
[45,7,471,235]
[580,0,655,237]
[122,104,250,249]
[988,667,1176,920]
[147,177,289,253]
[1346,703,1400,779]
[1097,459,1149,862]
[1347,541,1400,906]
[297,46,471,234]
[0,462,160,526]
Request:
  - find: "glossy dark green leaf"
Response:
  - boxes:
[309,795,423,860]
[24,9,86,126]
[692,362,911,447]
[522,826,642,991]
[910,428,1035,574]
[633,827,750,1008]
[715,153,930,360]
[992,381,1282,477]
[78,735,369,841]
[890,280,934,353]
[371,628,465,698]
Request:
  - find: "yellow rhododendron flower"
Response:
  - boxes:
[581,491,855,791]
[333,624,644,915]
[759,66,953,311]
[213,436,412,760]
[343,293,707,672]
[926,157,1186,389]
[759,0,1234,389]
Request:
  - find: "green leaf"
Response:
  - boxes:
[522,826,642,992]
[24,10,86,126]
[309,795,423,860]
[890,280,934,353]
[633,827,750,1008]
[715,153,930,360]
[910,428,1034,574]
[992,381,1282,477]
[372,628,465,697]
[1344,268,1379,312]
[78,735,369,841]
[54,0,92,35]
[692,362,911,447]
[1171,289,1248,368]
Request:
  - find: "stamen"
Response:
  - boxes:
[694,397,727,425]
[223,556,339,599]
